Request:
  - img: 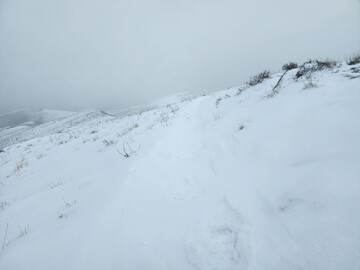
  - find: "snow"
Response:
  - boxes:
[0,61,359,270]
[0,109,75,129]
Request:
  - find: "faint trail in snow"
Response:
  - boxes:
[185,197,251,270]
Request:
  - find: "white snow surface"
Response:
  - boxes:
[0,62,359,270]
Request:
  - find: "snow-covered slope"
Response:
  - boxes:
[0,61,359,270]
[0,93,196,151]
[0,109,75,129]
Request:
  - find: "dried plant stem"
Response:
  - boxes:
[2,222,9,251]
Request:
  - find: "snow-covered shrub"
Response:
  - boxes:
[48,181,64,189]
[57,211,65,219]
[118,122,140,137]
[315,59,337,70]
[215,97,222,106]
[63,198,76,208]
[296,59,337,78]
[170,105,179,114]
[15,159,28,172]
[0,201,9,212]
[282,62,298,71]
[347,55,360,65]
[17,225,29,239]
[236,86,247,96]
[247,70,271,86]
[102,139,115,146]
[160,112,170,126]
[128,122,139,131]
[303,79,318,89]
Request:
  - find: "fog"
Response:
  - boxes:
[0,0,359,114]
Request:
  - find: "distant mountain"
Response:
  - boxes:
[0,109,75,129]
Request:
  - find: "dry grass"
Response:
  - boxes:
[15,160,28,173]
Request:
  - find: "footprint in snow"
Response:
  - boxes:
[185,198,251,270]
[168,177,205,200]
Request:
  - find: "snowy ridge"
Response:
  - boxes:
[0,109,75,129]
[0,61,359,270]
[0,93,196,150]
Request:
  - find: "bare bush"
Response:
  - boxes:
[236,86,247,96]
[296,59,338,78]
[247,70,271,86]
[282,62,298,71]
[347,55,360,65]
[315,59,337,70]
[215,98,222,107]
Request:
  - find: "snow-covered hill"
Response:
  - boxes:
[0,60,359,270]
[0,108,75,129]
[0,93,195,151]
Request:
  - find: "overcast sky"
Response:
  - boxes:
[0,0,359,114]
